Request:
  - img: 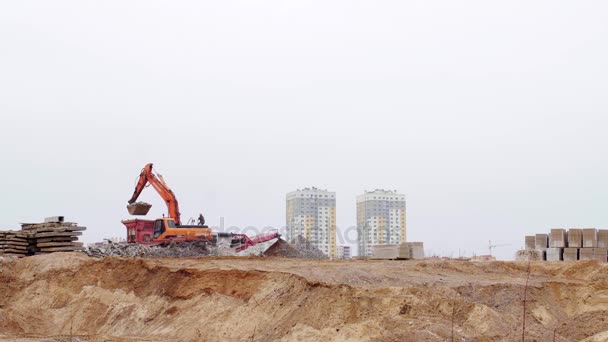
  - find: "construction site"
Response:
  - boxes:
[0,163,607,341]
[2,1,607,340]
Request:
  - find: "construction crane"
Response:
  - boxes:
[488,240,511,256]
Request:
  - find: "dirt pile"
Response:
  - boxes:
[263,236,327,259]
[2,255,608,341]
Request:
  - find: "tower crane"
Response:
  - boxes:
[488,240,511,256]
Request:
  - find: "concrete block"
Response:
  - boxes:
[593,248,607,263]
[371,242,424,260]
[546,247,563,261]
[583,228,598,248]
[563,248,578,261]
[567,229,583,248]
[515,250,545,261]
[44,216,64,223]
[525,236,535,250]
[598,230,608,248]
[579,248,594,260]
[371,244,399,259]
[535,234,548,250]
[549,229,566,248]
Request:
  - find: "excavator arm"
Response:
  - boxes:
[128,163,182,225]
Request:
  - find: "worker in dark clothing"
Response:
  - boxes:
[198,213,205,226]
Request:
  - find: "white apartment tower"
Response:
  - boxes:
[357,189,406,257]
[286,187,337,258]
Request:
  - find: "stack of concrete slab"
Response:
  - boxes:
[371,242,424,260]
[563,248,579,261]
[583,229,598,248]
[535,234,548,250]
[0,231,29,257]
[525,236,535,250]
[21,217,86,255]
[598,230,608,248]
[546,248,563,261]
[567,229,583,248]
[549,229,566,248]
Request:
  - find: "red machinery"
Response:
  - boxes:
[232,231,281,252]
[122,219,155,244]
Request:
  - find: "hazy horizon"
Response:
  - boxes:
[1,1,607,260]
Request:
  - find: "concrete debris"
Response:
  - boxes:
[86,236,330,260]
[263,236,327,259]
[84,240,236,258]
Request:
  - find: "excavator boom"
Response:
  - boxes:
[128,163,182,225]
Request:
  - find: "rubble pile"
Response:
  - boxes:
[85,241,153,258]
[85,240,235,258]
[264,236,328,259]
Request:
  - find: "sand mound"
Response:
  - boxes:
[2,255,608,341]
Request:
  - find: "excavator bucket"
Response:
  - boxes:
[127,202,152,216]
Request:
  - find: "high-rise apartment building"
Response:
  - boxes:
[286,187,337,258]
[357,189,406,257]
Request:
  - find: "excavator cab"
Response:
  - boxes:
[153,218,176,239]
[152,218,213,242]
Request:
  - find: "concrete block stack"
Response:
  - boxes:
[0,231,29,257]
[371,242,425,260]
[520,228,607,262]
[546,229,566,261]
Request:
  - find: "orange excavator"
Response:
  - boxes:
[123,163,279,251]
[126,163,213,243]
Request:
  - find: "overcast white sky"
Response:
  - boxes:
[1,1,607,260]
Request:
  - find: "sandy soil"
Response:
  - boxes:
[1,253,608,341]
